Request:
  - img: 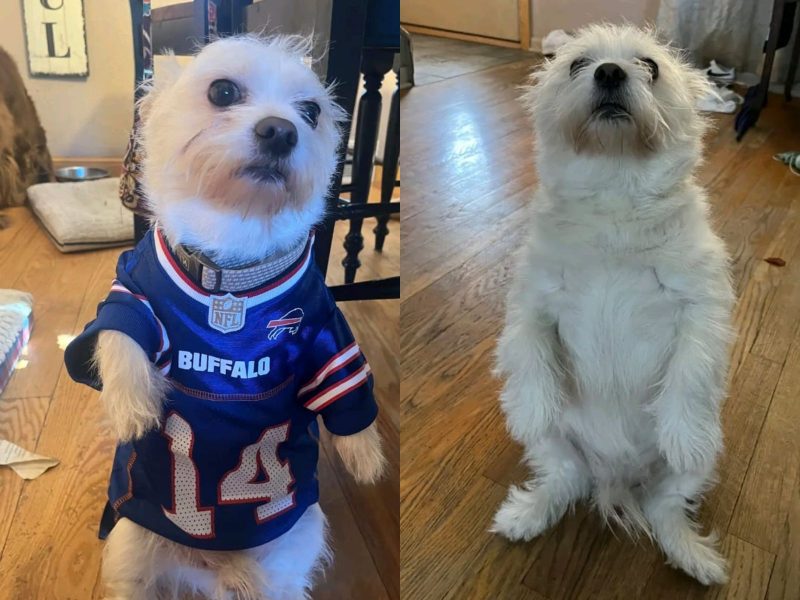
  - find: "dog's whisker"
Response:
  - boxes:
[180,128,207,155]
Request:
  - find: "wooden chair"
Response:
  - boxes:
[125,0,400,301]
[373,68,400,253]
[735,0,800,140]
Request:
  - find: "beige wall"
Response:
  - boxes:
[402,0,521,43]
[531,0,661,49]
[1,1,134,158]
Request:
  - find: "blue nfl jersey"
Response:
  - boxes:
[65,229,377,550]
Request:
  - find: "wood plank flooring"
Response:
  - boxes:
[400,52,800,599]
[0,184,398,599]
[410,34,530,86]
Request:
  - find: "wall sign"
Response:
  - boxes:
[22,0,89,77]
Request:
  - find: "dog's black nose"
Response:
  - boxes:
[594,63,627,89]
[254,117,298,157]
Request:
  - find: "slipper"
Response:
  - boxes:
[773,152,800,176]
[707,60,735,82]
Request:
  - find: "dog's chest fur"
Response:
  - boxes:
[555,260,678,389]
[548,259,677,475]
[524,201,703,475]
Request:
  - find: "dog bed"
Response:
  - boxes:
[27,177,134,252]
[0,290,33,395]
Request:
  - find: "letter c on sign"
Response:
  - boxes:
[40,0,64,9]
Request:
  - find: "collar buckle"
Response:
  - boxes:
[174,245,223,293]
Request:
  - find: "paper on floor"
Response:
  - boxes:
[0,439,58,479]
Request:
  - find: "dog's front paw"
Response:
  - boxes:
[100,368,165,441]
[498,384,561,449]
[104,395,162,442]
[658,418,721,474]
[332,424,386,484]
[96,330,169,442]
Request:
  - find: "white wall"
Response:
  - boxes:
[531,0,661,50]
[1,1,134,158]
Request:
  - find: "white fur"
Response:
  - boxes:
[333,421,387,485]
[102,504,329,600]
[491,25,734,585]
[94,35,385,599]
[140,35,345,264]
[96,330,169,442]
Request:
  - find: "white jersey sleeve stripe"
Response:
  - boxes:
[304,363,372,412]
[298,342,360,397]
[109,279,171,362]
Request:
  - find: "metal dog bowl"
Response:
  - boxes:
[55,166,110,182]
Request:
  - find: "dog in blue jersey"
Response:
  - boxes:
[64,35,386,600]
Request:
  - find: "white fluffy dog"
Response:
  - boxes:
[491,25,735,585]
[67,36,385,599]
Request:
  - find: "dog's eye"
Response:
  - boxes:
[208,79,242,107]
[639,58,659,81]
[570,57,590,78]
[296,101,321,129]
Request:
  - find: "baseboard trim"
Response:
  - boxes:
[403,24,525,50]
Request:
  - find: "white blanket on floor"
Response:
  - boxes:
[27,177,134,252]
[0,289,33,394]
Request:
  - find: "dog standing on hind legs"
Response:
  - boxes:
[490,25,735,585]
[65,35,385,599]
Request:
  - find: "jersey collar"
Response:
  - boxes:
[154,228,315,307]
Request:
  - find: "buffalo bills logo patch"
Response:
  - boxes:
[208,294,246,333]
[267,308,304,340]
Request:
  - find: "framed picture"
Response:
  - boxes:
[22,0,89,77]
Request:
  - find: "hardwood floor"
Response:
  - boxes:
[0,188,399,599]
[400,54,800,599]
[410,34,530,86]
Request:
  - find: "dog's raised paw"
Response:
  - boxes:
[109,412,162,442]
[332,425,386,484]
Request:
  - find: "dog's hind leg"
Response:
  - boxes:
[642,468,728,585]
[102,518,176,600]
[491,435,591,541]
[261,504,329,600]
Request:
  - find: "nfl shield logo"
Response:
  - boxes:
[208,293,246,333]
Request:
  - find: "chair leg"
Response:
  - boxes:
[374,84,399,252]
[786,9,800,101]
[134,213,149,243]
[758,0,787,111]
[342,48,395,284]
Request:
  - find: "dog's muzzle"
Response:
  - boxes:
[592,63,631,121]
[241,161,288,185]
[593,100,631,120]
[255,117,298,158]
[594,63,626,90]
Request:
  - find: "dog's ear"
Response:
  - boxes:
[136,53,184,122]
